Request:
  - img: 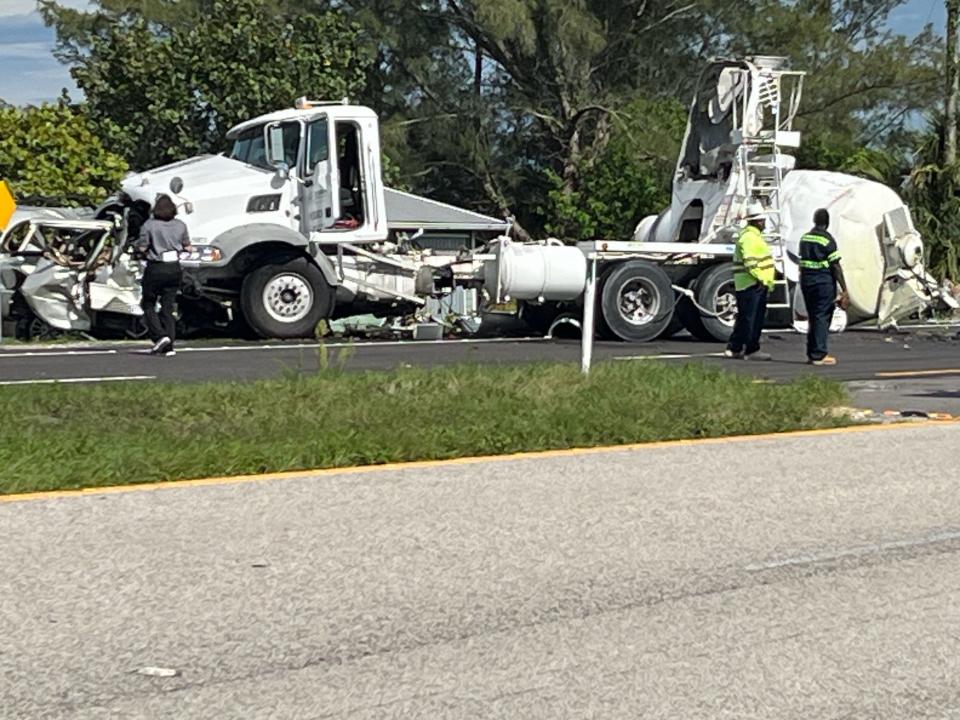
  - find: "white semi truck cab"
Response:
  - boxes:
[108,98,585,338]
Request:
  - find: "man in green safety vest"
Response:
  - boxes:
[799,208,849,366]
[726,199,776,361]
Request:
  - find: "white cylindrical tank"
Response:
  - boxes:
[780,170,910,323]
[487,239,586,302]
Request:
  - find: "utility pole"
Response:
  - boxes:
[946,0,959,164]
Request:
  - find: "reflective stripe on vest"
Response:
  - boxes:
[801,234,830,246]
[734,225,776,289]
[800,259,831,270]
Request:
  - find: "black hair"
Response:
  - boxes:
[153,194,178,222]
[813,208,830,228]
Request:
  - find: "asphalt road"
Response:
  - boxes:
[3,423,960,719]
[0,327,958,384]
[2,327,960,413]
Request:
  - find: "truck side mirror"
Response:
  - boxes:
[264,124,286,168]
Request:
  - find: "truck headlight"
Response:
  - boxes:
[181,245,222,263]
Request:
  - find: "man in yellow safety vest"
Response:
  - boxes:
[725,199,776,361]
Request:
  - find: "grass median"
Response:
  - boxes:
[0,361,848,495]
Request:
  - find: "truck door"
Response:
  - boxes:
[300,117,340,234]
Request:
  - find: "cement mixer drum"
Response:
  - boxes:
[780,170,934,325]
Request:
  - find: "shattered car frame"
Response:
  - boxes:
[0,214,147,339]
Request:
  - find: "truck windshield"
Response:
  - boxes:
[229,123,300,170]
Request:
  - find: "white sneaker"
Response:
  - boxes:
[745,351,772,361]
[149,337,172,355]
[724,349,744,359]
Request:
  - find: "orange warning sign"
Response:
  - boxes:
[0,181,15,231]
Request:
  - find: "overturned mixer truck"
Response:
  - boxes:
[1,55,952,341]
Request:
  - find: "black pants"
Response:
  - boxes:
[728,284,768,355]
[141,262,181,346]
[801,273,836,361]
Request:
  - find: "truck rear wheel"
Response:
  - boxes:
[599,261,675,343]
[240,258,334,339]
[677,263,738,342]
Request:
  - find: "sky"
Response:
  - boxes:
[0,0,951,106]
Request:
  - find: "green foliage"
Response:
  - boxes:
[0,361,847,494]
[0,103,127,206]
[43,0,369,169]
[543,98,685,240]
[725,0,939,145]
[36,0,944,240]
[378,0,936,236]
[904,126,960,281]
[797,135,904,186]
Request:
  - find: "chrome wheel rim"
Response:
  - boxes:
[617,278,660,326]
[714,281,738,327]
[262,273,313,324]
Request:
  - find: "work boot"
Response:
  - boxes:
[724,348,744,359]
[745,351,772,361]
[808,355,837,366]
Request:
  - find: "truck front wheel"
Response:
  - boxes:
[240,258,334,339]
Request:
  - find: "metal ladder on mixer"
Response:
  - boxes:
[736,65,804,313]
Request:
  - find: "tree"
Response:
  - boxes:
[41,0,943,243]
[370,0,938,238]
[946,0,959,164]
[905,124,960,281]
[42,0,369,169]
[0,103,128,206]
[543,98,686,240]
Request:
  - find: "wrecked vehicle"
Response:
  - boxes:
[0,214,145,340]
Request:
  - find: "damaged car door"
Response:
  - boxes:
[87,221,143,319]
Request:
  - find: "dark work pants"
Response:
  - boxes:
[141,262,181,346]
[728,284,768,355]
[801,273,836,361]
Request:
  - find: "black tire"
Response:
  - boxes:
[599,261,675,343]
[677,263,738,343]
[240,257,334,339]
[658,311,686,339]
[15,313,64,342]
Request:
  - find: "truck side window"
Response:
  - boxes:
[305,120,329,176]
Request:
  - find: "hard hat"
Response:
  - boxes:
[745,199,766,220]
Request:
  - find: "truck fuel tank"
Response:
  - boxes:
[485,238,586,303]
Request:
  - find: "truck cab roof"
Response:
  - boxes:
[226,104,380,139]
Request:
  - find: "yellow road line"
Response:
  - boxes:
[3,420,958,505]
[876,368,960,378]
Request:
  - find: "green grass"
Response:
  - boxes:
[0,361,848,495]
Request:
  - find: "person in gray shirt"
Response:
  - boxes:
[137,194,192,355]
